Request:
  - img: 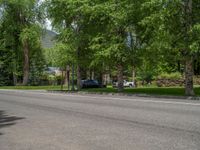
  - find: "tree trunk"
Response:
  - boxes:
[22,40,29,86]
[77,64,82,90]
[101,73,105,87]
[61,70,64,91]
[71,63,75,91]
[65,65,70,91]
[106,73,111,85]
[184,0,194,96]
[64,65,70,85]
[91,71,95,80]
[117,64,124,92]
[13,63,17,86]
[13,73,17,86]
[132,66,136,81]
[185,56,194,96]
[132,66,136,87]
[86,70,90,79]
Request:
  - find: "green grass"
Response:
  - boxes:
[0,85,69,90]
[82,87,200,96]
[0,85,200,96]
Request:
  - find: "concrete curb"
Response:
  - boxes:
[47,90,200,101]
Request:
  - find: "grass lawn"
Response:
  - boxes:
[82,86,200,96]
[0,85,69,90]
[0,85,200,96]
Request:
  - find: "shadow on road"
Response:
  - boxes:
[0,110,24,135]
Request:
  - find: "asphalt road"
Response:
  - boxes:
[0,90,200,150]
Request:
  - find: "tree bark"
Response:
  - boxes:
[65,65,70,91]
[184,0,194,96]
[132,66,136,82]
[13,73,17,86]
[91,71,95,80]
[61,70,64,91]
[101,73,105,87]
[77,64,82,90]
[117,64,124,92]
[22,40,29,86]
[13,61,17,86]
[86,70,90,79]
[71,63,75,91]
[64,65,70,85]
[185,56,194,96]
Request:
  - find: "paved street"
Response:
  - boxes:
[0,90,200,150]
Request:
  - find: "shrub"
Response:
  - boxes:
[194,76,200,85]
[156,72,184,87]
[157,72,182,80]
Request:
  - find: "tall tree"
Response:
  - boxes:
[0,0,44,85]
[140,0,200,95]
[46,0,107,90]
[90,0,144,91]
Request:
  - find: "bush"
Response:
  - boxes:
[156,72,184,87]
[136,71,156,85]
[157,72,182,80]
[194,76,200,85]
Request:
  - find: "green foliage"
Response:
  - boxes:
[140,0,200,56]
[29,47,46,85]
[0,0,45,85]
[136,68,157,84]
[140,0,200,95]
[45,0,98,69]
[157,72,182,80]
[20,25,41,48]
[0,0,200,95]
[45,43,75,68]
[90,1,133,65]
[0,46,14,86]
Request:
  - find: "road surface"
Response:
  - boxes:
[0,90,200,150]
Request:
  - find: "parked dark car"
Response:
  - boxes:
[82,80,100,88]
